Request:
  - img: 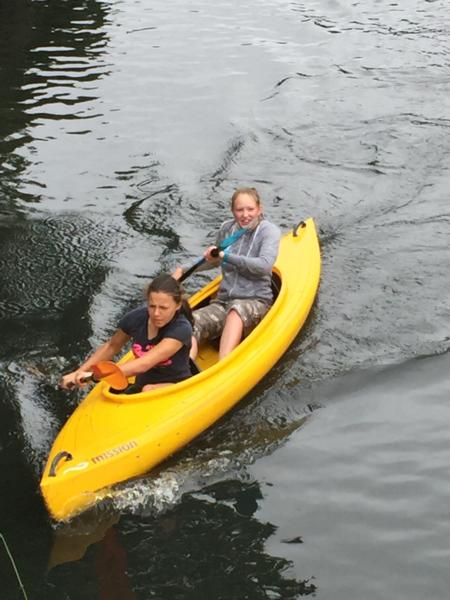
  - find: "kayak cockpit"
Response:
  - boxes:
[187,271,282,372]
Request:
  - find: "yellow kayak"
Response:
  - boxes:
[40,218,321,521]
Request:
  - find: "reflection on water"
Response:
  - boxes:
[0,0,111,212]
[44,480,316,600]
[48,510,120,570]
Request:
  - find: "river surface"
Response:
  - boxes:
[1,0,449,598]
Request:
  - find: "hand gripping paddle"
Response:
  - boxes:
[62,361,128,391]
[179,219,260,283]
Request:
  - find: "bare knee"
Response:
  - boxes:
[219,310,244,359]
[225,309,244,332]
[189,335,198,360]
[142,382,171,392]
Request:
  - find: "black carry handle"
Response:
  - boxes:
[293,220,306,237]
[49,451,73,477]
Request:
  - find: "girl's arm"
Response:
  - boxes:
[60,329,130,389]
[120,337,183,377]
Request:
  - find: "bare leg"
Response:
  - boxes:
[189,335,198,360]
[142,382,172,392]
[219,310,244,359]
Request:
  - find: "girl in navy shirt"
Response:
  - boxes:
[60,275,193,392]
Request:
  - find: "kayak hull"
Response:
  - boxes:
[40,218,321,521]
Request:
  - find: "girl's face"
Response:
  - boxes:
[232,193,262,228]
[148,291,180,328]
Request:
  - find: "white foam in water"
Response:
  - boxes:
[109,450,248,516]
[8,365,59,471]
[88,385,308,522]
[106,411,312,516]
[111,471,184,515]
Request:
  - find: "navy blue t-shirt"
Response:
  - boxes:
[118,306,192,387]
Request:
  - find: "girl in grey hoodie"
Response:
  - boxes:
[174,188,281,359]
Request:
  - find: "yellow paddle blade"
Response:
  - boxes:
[91,361,128,391]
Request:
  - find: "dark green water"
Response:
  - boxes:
[1,0,450,598]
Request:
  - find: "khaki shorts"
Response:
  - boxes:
[193,299,270,344]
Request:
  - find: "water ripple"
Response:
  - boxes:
[0,214,121,319]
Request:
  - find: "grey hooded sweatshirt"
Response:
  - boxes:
[191,217,281,304]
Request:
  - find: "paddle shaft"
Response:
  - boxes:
[179,226,247,283]
[179,248,219,282]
